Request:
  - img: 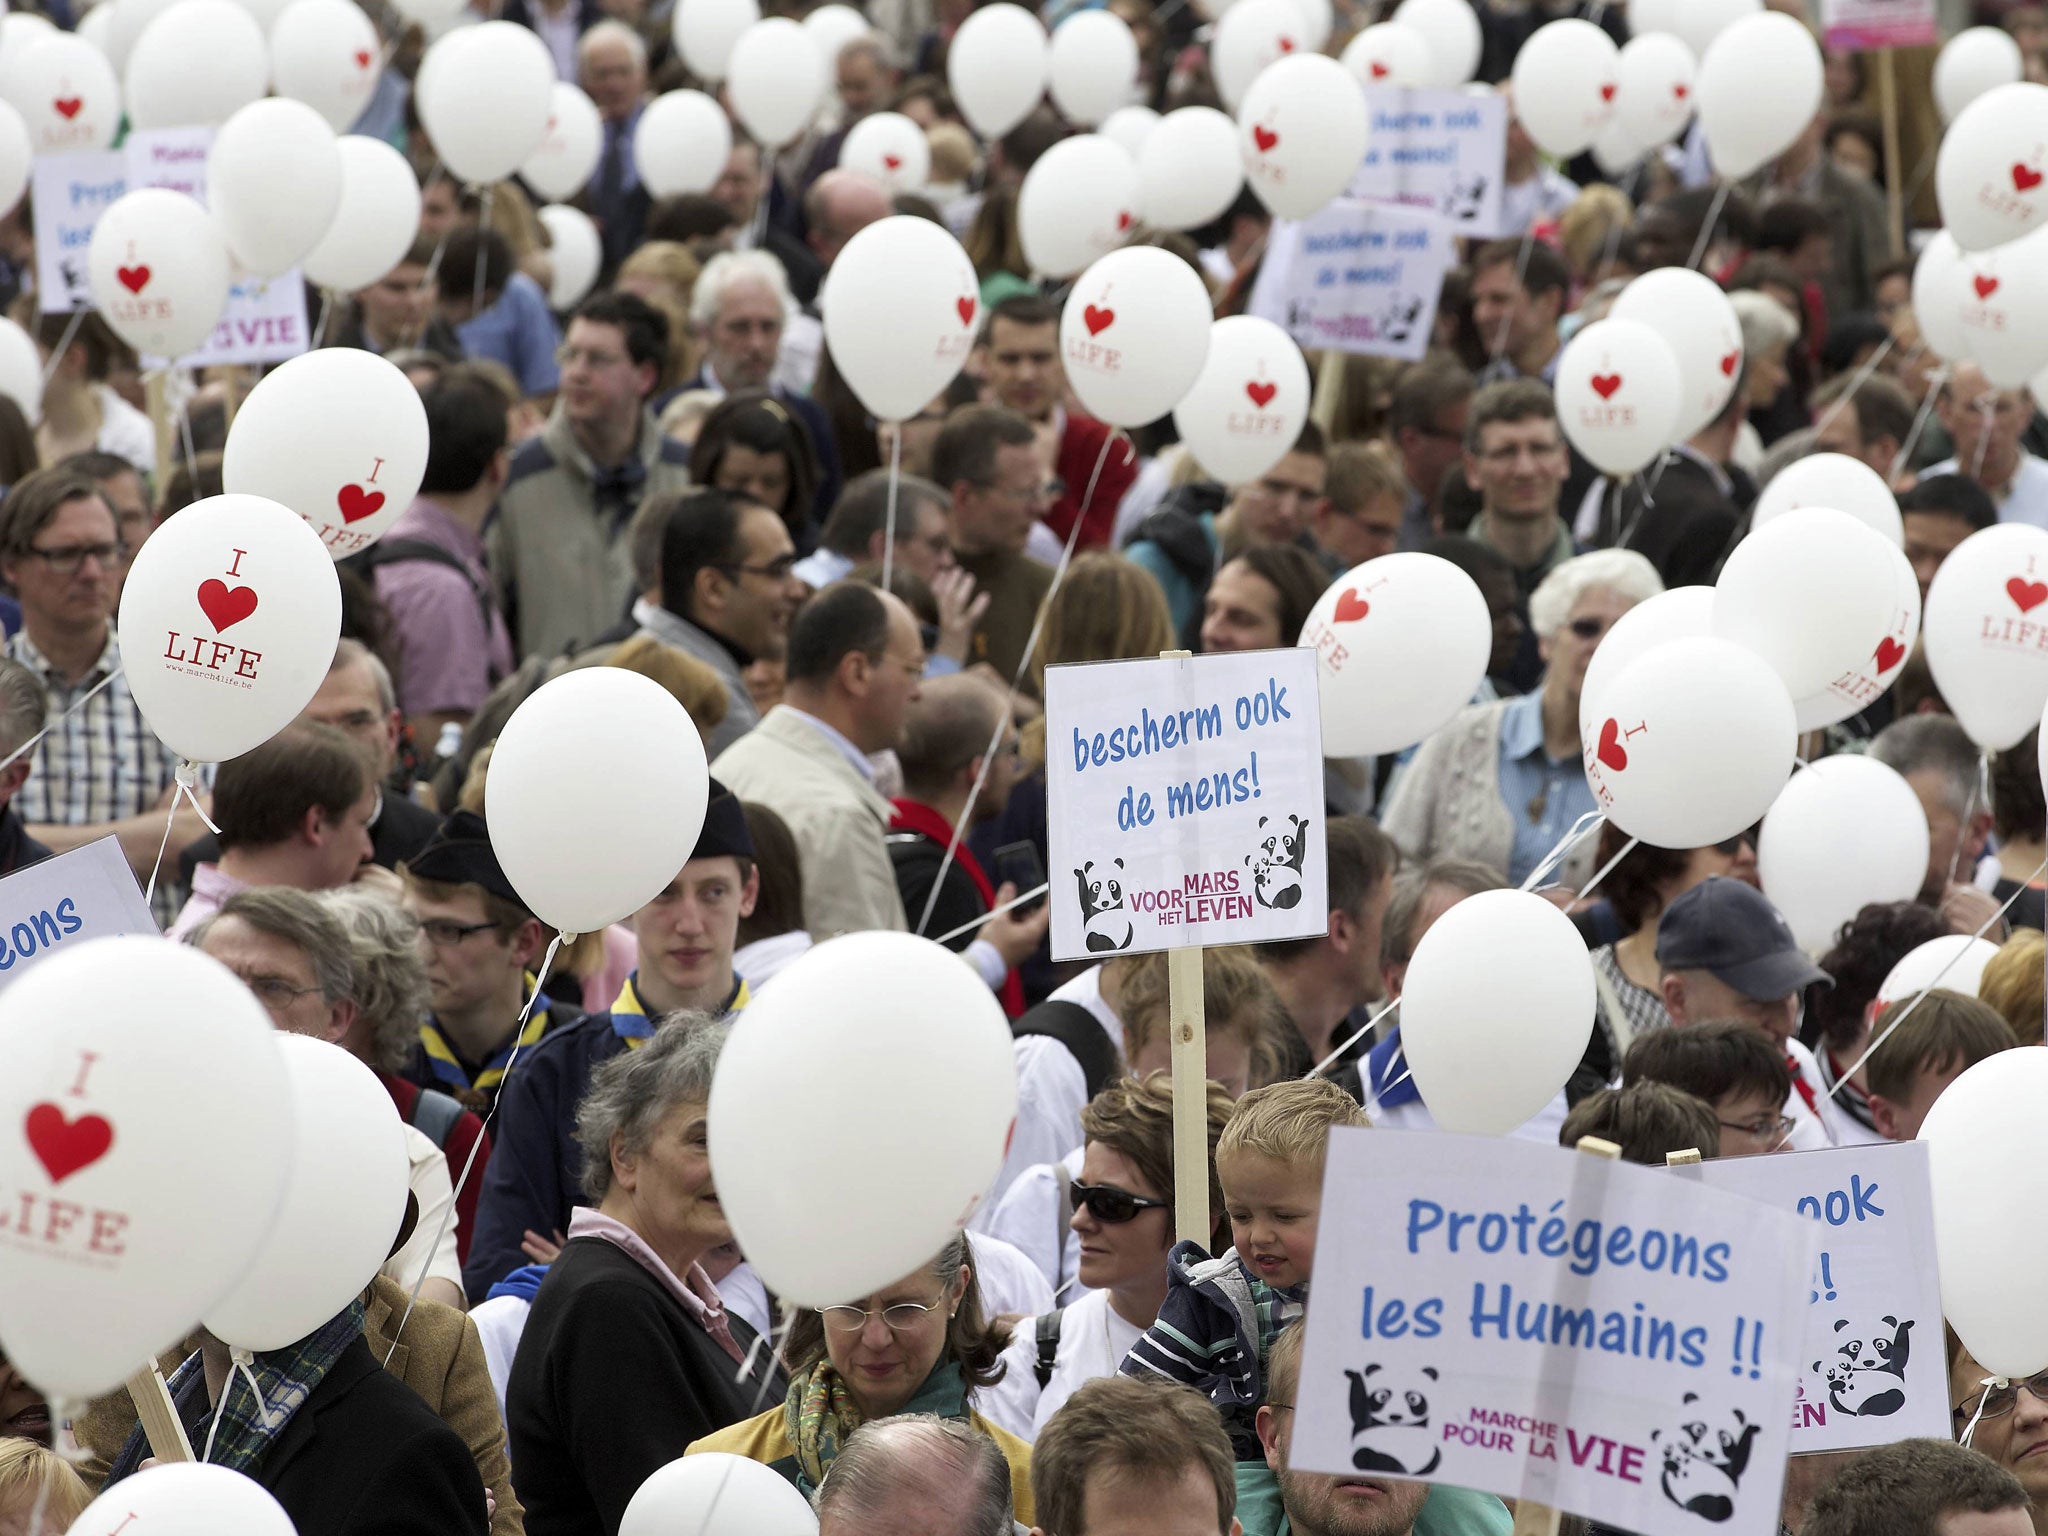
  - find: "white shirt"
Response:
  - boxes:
[978,1287,1144,1441]
[981,1148,1090,1300]
[387,1124,463,1296]
[96,384,156,476]
[1499,165,1581,236]
[967,1230,1056,1321]
[974,966,1122,1218]
[1923,452,2048,531]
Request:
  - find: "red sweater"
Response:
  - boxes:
[1043,412,1140,551]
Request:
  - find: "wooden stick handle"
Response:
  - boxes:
[124,1361,193,1464]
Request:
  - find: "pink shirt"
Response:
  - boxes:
[372,498,515,719]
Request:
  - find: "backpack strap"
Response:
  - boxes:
[352,538,503,684]
[1013,1000,1121,1101]
[407,1085,465,1148]
[1034,1307,1066,1390]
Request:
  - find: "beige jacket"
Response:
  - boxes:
[712,705,908,938]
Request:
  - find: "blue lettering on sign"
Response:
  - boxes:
[0,897,84,969]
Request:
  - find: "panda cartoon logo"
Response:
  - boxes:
[1074,860,1134,953]
[1344,1363,1442,1477]
[1443,173,1490,222]
[1651,1393,1759,1523]
[1814,1316,1913,1418]
[1247,813,1311,911]
[1377,294,1426,346]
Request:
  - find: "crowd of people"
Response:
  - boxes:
[0,0,2044,1533]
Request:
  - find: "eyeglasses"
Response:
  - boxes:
[1718,1113,1795,1140]
[820,1292,948,1333]
[419,918,500,947]
[1566,616,1609,640]
[1478,441,1565,465]
[1070,1180,1169,1224]
[717,555,800,581]
[555,344,630,370]
[22,542,122,574]
[238,974,324,1011]
[1956,1371,2048,1424]
[1714,830,1758,856]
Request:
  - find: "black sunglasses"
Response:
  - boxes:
[1070,1181,1168,1224]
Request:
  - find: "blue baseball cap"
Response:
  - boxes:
[1654,876,1833,1000]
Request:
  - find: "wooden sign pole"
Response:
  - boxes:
[1160,649,1212,1247]
[1878,48,1905,259]
[124,1360,193,1463]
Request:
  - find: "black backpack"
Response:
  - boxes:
[1011,1000,1120,1101]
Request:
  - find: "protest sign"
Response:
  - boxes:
[32,151,127,314]
[1347,86,1509,237]
[1045,647,1327,961]
[1684,1141,1947,1453]
[1246,199,1456,362]
[1295,1130,1814,1536]
[0,838,158,998]
[1821,0,1937,50]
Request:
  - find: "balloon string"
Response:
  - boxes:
[913,427,1131,937]
[1595,163,1642,278]
[930,880,1049,946]
[1686,182,1732,272]
[0,666,121,778]
[1960,1376,2003,1449]
[1489,230,1536,366]
[1970,394,1994,483]
[880,422,902,592]
[1889,361,1948,483]
[1809,332,1897,445]
[176,400,198,488]
[1307,991,1402,1080]
[690,1310,798,1536]
[471,183,496,322]
[1518,809,1605,894]
[1574,832,1637,904]
[38,309,87,389]
[406,164,456,350]
[144,761,220,906]
[311,290,335,351]
[385,928,571,1364]
[1947,750,1987,888]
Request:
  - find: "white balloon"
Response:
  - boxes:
[1953,224,2048,388]
[87,187,231,361]
[1609,266,1740,443]
[1632,0,1760,63]
[106,0,175,75]
[0,938,291,1399]
[800,4,867,68]
[1791,537,1920,733]
[1341,21,1431,88]
[1922,1046,2048,1376]
[118,495,343,762]
[1136,106,1243,231]
[2,33,121,153]
[223,349,429,558]
[539,204,602,308]
[1018,134,1137,279]
[416,21,555,186]
[1060,245,1211,428]
[822,215,977,423]
[1577,584,1715,738]
[78,2,118,56]
[68,1462,297,1536]
[947,4,1047,140]
[1210,0,1306,113]
[1696,11,1821,179]
[1582,636,1797,848]
[1173,316,1309,486]
[672,0,757,82]
[635,90,733,198]
[1752,453,1902,545]
[520,82,603,202]
[268,0,380,133]
[1301,551,1491,757]
[486,667,710,932]
[1554,317,1684,477]
[1937,83,2048,253]
[1049,10,1138,128]
[1402,890,1594,1135]
[1615,31,1695,151]
[208,97,343,278]
[1508,20,1618,159]
[1882,936,2002,1004]
[1910,230,1968,362]
[1714,506,1897,701]
[125,0,267,129]
[1390,0,1480,89]
[0,316,39,423]
[1100,104,1159,161]
[0,100,24,221]
[1289,0,1331,53]
[839,111,930,194]
[1238,53,1368,221]
[726,18,825,149]
[204,1038,409,1350]
[708,932,1017,1306]
[623,1456,818,1536]
[1924,522,2048,750]
[1589,109,1650,180]
[1935,27,2024,124]
[1758,757,1930,952]
[303,134,422,291]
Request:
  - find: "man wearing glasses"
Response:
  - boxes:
[0,467,193,923]
[1388,354,1475,552]
[1926,360,2048,531]
[1461,380,1576,694]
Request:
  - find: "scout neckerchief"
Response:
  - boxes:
[418,971,549,1107]
[610,971,750,1047]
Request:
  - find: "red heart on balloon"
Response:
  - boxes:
[1245,380,1277,408]
[355,48,372,66]
[1873,636,1905,673]
[197,578,258,632]
[24,1103,113,1184]
[883,153,902,170]
[956,295,975,327]
[52,96,81,118]
[2015,163,2044,192]
[1277,35,1294,50]
[2009,576,2048,613]
[1595,718,1628,772]
[337,484,385,524]
[1252,125,1279,153]
[1083,304,1115,336]
[1720,351,1738,377]
[1590,373,1623,400]
[1116,209,1132,230]
[1599,82,1615,101]
[1975,273,2001,299]
[1333,588,1369,622]
[1672,83,1688,100]
[1369,60,1389,78]
[116,264,151,294]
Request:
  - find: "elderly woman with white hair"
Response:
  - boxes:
[1381,548,1664,891]
[1730,287,1804,472]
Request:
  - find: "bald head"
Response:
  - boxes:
[815,1416,1011,1536]
[806,169,891,267]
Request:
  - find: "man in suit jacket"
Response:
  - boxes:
[579,21,652,280]
[712,581,924,937]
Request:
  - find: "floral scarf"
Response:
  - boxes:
[782,1358,968,1491]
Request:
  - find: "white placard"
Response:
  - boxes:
[1348,86,1509,237]
[0,838,158,997]
[1246,199,1456,363]
[1821,0,1937,50]
[32,151,126,314]
[1296,1130,1814,1536]
[1045,648,1327,961]
[1685,1141,1947,1454]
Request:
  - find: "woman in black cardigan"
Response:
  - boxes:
[508,1015,784,1536]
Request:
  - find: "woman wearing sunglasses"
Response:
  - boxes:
[687,1233,1035,1522]
[1382,549,1662,892]
[980,1075,1234,1443]
[1950,1329,2048,1533]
